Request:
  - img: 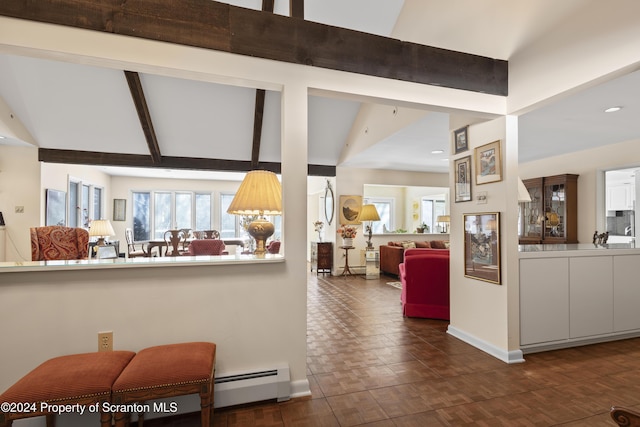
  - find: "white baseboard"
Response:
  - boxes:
[447,325,525,364]
[290,378,312,399]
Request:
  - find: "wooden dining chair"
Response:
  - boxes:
[125,228,148,258]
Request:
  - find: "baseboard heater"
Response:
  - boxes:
[214,365,290,408]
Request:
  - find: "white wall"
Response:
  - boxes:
[519,137,640,244]
[0,145,40,261]
[448,116,522,362]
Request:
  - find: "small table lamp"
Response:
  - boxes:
[89,219,115,246]
[437,215,450,234]
[227,170,282,257]
[359,204,380,249]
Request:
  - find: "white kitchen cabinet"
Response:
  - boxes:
[614,255,640,331]
[519,246,640,353]
[569,257,614,338]
[607,185,634,211]
[520,258,569,346]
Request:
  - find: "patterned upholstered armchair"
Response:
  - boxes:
[30,226,90,261]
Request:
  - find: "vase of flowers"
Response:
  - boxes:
[337,225,357,247]
[313,220,324,242]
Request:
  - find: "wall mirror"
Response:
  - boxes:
[324,180,335,225]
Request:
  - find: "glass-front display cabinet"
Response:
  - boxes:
[519,174,578,244]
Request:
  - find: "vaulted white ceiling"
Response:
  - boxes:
[0,0,639,179]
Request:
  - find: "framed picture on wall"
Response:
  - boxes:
[464,212,501,285]
[454,126,469,154]
[45,189,67,226]
[113,199,126,221]
[338,195,362,225]
[454,155,472,202]
[475,140,502,184]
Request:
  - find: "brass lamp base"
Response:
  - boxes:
[247,218,275,257]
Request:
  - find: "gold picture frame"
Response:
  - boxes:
[475,140,502,184]
[464,212,501,285]
[338,195,362,225]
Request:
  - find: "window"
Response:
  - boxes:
[93,187,103,220]
[364,197,393,233]
[195,193,211,231]
[69,181,79,227]
[154,192,171,239]
[132,192,151,241]
[68,178,104,228]
[133,190,215,241]
[421,197,446,232]
[220,193,236,238]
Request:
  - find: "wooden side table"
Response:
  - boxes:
[339,246,355,276]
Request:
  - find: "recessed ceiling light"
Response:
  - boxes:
[604,106,622,113]
[431,149,444,154]
[441,158,449,162]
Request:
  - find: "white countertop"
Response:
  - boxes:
[519,242,640,258]
[0,253,284,274]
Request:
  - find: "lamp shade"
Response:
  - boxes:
[359,204,380,222]
[89,219,115,237]
[437,215,450,223]
[517,177,532,202]
[227,170,282,216]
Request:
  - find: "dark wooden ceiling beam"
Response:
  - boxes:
[38,148,336,177]
[249,0,275,169]
[0,0,508,96]
[124,70,162,164]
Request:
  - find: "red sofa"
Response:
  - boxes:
[380,240,449,276]
[399,248,450,320]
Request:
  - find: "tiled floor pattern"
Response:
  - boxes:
[147,272,640,426]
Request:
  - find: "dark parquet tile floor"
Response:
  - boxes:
[147,270,640,426]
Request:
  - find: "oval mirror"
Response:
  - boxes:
[324,181,335,225]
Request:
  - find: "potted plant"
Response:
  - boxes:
[337,225,357,247]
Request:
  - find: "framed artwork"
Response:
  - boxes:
[113,199,126,221]
[464,212,501,285]
[454,155,472,202]
[339,195,362,225]
[475,140,502,184]
[454,126,469,154]
[45,189,67,226]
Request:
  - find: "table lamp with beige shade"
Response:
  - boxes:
[227,170,282,257]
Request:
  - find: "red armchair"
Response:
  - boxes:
[187,239,227,255]
[30,226,90,261]
[399,249,450,320]
[266,241,281,254]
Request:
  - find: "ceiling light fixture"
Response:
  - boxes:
[604,106,622,113]
[431,149,444,154]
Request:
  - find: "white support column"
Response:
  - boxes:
[280,81,311,397]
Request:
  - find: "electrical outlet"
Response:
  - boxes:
[15,206,24,213]
[98,331,113,352]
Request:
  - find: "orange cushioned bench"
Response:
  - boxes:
[111,342,216,427]
[0,351,135,427]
